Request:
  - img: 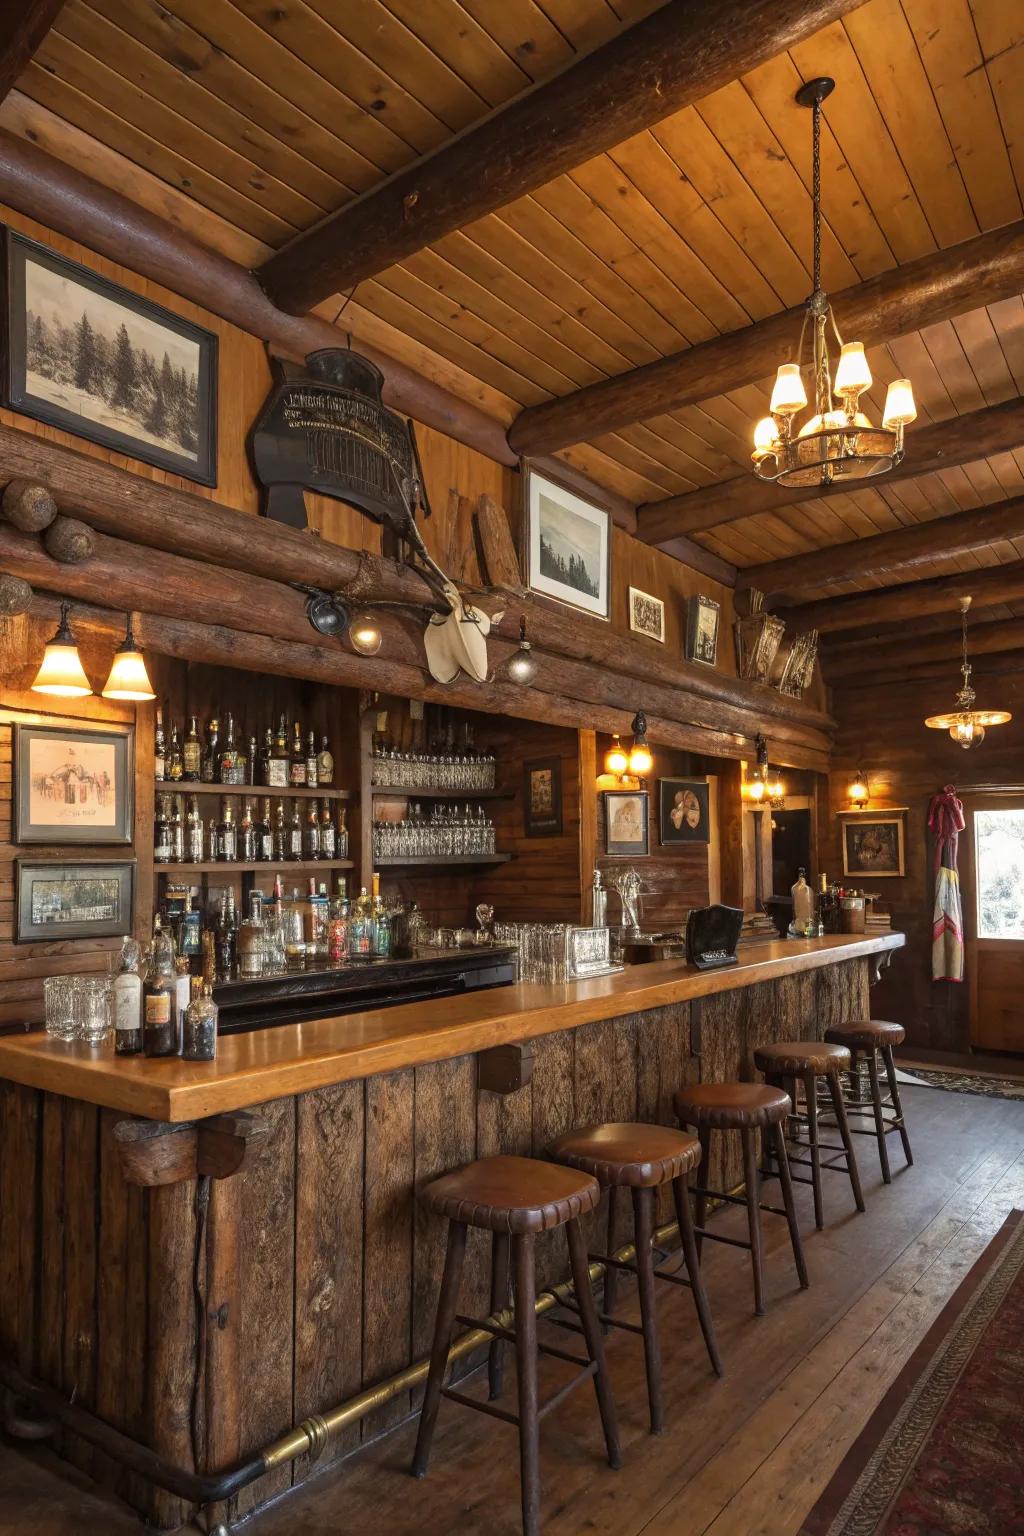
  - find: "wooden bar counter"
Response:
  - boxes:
[0,933,902,1530]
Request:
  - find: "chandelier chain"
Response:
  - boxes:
[811,98,822,295]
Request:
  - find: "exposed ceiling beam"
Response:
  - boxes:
[746,493,1024,603]
[256,0,864,316]
[510,221,1024,456]
[637,397,1024,544]
[0,1,65,105]
[786,559,1024,636]
[823,615,1024,680]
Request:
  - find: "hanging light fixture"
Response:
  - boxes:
[847,768,869,808]
[102,612,156,701]
[742,733,784,806]
[604,733,629,777]
[924,597,1011,749]
[505,616,537,685]
[751,79,916,489]
[31,602,92,697]
[627,711,653,777]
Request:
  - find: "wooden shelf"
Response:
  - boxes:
[156,782,352,800]
[374,854,512,867]
[371,787,512,800]
[155,860,355,875]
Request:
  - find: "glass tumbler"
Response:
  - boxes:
[44,974,77,1041]
[73,974,113,1045]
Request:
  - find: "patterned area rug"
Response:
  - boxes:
[899,1067,1024,1101]
[799,1209,1024,1536]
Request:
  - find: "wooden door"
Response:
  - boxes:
[959,795,1024,1053]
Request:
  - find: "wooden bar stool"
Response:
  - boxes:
[412,1153,620,1536]
[823,1020,913,1183]
[674,1083,808,1317]
[753,1041,866,1230]
[548,1122,722,1435]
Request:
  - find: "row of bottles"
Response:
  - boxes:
[154,794,349,864]
[113,929,219,1061]
[155,711,335,789]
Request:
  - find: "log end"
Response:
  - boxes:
[2,479,58,533]
[43,515,96,565]
[0,573,33,616]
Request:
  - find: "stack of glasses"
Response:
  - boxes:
[373,803,497,860]
[44,973,113,1044]
[492,922,572,984]
[371,745,496,792]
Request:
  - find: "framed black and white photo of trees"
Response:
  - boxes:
[2,230,218,485]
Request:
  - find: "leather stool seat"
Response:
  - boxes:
[421,1154,600,1234]
[675,1081,791,1130]
[753,1040,851,1076]
[822,1021,913,1183]
[550,1122,701,1188]
[825,1019,906,1050]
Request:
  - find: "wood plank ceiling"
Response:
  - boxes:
[4,0,1024,605]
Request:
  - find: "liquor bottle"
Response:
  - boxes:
[247,735,258,787]
[113,936,143,1055]
[178,892,201,965]
[186,794,204,863]
[201,716,220,783]
[206,818,218,862]
[272,800,287,863]
[166,723,183,782]
[174,956,191,1054]
[154,795,172,864]
[301,876,322,954]
[154,707,166,782]
[320,801,337,860]
[170,797,185,863]
[237,891,265,979]
[328,878,349,964]
[303,799,321,860]
[258,797,274,862]
[315,881,330,959]
[305,731,318,789]
[216,799,238,862]
[269,872,285,924]
[183,980,218,1061]
[287,800,303,860]
[215,894,235,981]
[143,915,177,1057]
[182,716,202,781]
[336,806,349,860]
[239,798,258,862]
[290,721,307,787]
[200,928,216,990]
[266,717,289,789]
[220,713,242,785]
[317,735,334,787]
[348,886,373,958]
[371,871,391,958]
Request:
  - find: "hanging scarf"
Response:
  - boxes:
[927,784,965,982]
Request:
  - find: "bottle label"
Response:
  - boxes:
[266,759,289,788]
[182,744,201,776]
[114,986,140,1033]
[290,762,307,786]
[144,992,171,1025]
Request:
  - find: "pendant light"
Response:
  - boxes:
[924,597,1011,749]
[31,602,92,697]
[102,612,156,701]
[751,78,916,489]
[505,616,537,685]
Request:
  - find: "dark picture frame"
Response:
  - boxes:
[685,594,721,666]
[2,229,218,485]
[15,720,134,845]
[658,778,711,846]
[522,463,612,621]
[523,756,563,837]
[841,815,906,879]
[16,858,135,943]
[604,789,649,857]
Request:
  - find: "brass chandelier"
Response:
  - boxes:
[924,596,1011,750]
[751,78,917,489]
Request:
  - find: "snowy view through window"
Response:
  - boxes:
[975,809,1024,939]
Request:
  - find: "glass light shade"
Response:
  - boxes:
[628,742,653,777]
[883,378,917,427]
[746,777,765,803]
[768,776,784,801]
[102,635,155,700]
[770,363,807,415]
[506,644,537,685]
[951,719,984,749]
[349,612,383,655]
[604,735,628,776]
[834,341,872,396]
[848,773,869,807]
[752,416,780,460]
[32,642,92,697]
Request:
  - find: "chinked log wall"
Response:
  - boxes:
[0,958,870,1529]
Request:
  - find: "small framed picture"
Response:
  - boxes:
[685,594,721,666]
[523,465,611,620]
[604,790,649,857]
[15,721,134,844]
[628,586,665,642]
[841,816,905,878]
[524,756,563,837]
[659,778,710,846]
[16,859,135,943]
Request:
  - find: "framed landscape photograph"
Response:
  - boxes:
[659,778,711,846]
[15,721,134,845]
[523,756,563,837]
[2,230,218,485]
[685,594,721,666]
[841,815,906,878]
[524,466,611,620]
[16,859,135,944]
[604,789,649,857]
[628,586,665,642]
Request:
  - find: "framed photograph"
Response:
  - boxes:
[523,756,563,837]
[685,594,721,666]
[15,721,134,844]
[16,859,135,943]
[604,790,649,857]
[659,778,711,846]
[628,586,665,643]
[841,816,906,879]
[2,230,218,485]
[523,466,611,620]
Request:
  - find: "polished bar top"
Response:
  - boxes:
[0,933,903,1123]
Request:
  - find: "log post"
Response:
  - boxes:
[147,1178,198,1530]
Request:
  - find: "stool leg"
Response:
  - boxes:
[566,1217,621,1469]
[866,1049,891,1184]
[514,1233,541,1536]
[826,1071,866,1214]
[695,1125,711,1258]
[412,1220,467,1478]
[671,1172,722,1376]
[603,1185,620,1323]
[773,1121,808,1289]
[741,1127,765,1315]
[632,1186,664,1433]
[489,1230,510,1400]
[883,1045,914,1167]
[805,1070,824,1229]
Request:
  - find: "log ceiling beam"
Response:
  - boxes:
[748,493,1024,604]
[783,559,1024,636]
[823,616,1024,681]
[256,0,863,316]
[0,1,65,105]
[637,397,1024,544]
[510,221,1024,457]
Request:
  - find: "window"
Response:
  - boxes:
[974,809,1024,939]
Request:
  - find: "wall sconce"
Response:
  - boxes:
[101,613,156,701]
[31,602,92,697]
[847,768,869,809]
[505,616,537,685]
[627,711,653,777]
[603,733,629,779]
[348,611,383,656]
[304,589,383,655]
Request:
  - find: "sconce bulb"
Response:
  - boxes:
[349,612,383,655]
[604,735,629,776]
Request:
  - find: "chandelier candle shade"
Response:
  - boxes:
[924,597,1011,749]
[31,602,92,698]
[751,79,916,489]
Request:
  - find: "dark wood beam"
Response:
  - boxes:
[510,221,1024,456]
[0,2,65,105]
[637,397,1024,543]
[823,615,1024,680]
[784,559,1024,635]
[744,492,1024,602]
[256,0,863,316]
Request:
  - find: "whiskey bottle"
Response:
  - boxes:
[183,979,218,1061]
[182,716,202,781]
[272,800,287,862]
[177,892,201,965]
[185,794,204,863]
[239,798,258,862]
[154,707,166,782]
[220,712,242,785]
[303,799,321,860]
[290,721,307,787]
[170,797,185,863]
[305,731,318,789]
[336,806,349,860]
[287,800,303,860]
[143,916,177,1057]
[216,799,238,862]
[215,895,235,982]
[236,891,265,980]
[166,723,183,781]
[258,798,273,862]
[266,716,290,789]
[328,880,349,964]
[154,794,172,863]
[259,726,273,785]
[317,735,334,787]
[206,818,218,862]
[201,716,220,783]
[320,801,337,860]
[247,735,259,787]
[113,936,143,1056]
